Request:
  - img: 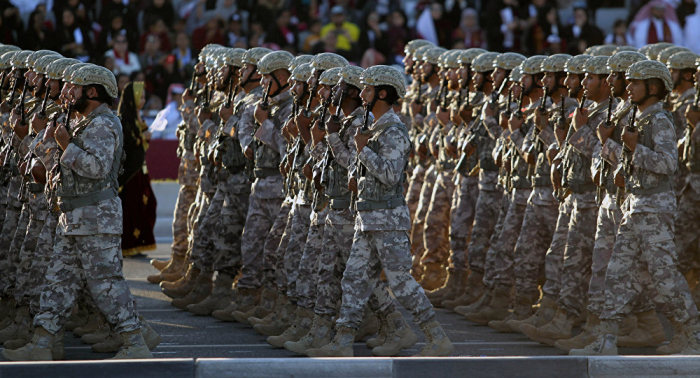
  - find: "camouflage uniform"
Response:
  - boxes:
[34,102,140,335]
[337,108,435,329]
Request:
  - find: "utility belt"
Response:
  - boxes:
[354,196,405,212]
[57,187,117,212]
[254,168,281,179]
[27,183,44,193]
[330,194,352,210]
[627,180,672,195]
[567,181,597,194]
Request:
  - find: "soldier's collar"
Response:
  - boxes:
[637,101,664,120]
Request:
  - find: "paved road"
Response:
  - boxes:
[59,244,668,360]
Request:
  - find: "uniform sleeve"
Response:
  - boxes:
[631,115,677,175]
[568,121,599,159]
[484,115,501,140]
[358,128,410,187]
[601,138,622,166]
[327,118,359,169]
[61,116,117,180]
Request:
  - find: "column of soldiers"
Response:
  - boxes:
[0,45,161,361]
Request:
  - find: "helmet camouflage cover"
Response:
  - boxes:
[521,55,547,75]
[360,65,406,98]
[584,56,611,75]
[69,64,119,98]
[494,52,526,70]
[310,52,349,72]
[340,65,364,90]
[46,58,81,80]
[257,50,294,75]
[34,54,63,75]
[472,52,500,73]
[541,54,573,72]
[404,39,434,56]
[565,54,592,74]
[645,42,675,61]
[291,63,313,82]
[667,51,699,70]
[456,48,487,66]
[657,46,690,65]
[289,55,314,73]
[626,60,673,92]
[242,47,272,66]
[607,51,647,72]
[319,67,343,86]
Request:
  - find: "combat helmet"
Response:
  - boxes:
[46,58,81,80]
[565,55,592,74]
[541,54,572,72]
[404,39,434,56]
[591,45,617,57]
[0,51,19,70]
[456,48,487,66]
[69,64,119,98]
[340,65,364,90]
[289,55,314,73]
[521,55,547,75]
[242,47,272,66]
[221,48,247,68]
[442,50,463,68]
[60,62,89,83]
[667,51,699,70]
[607,51,647,73]
[472,52,500,73]
[657,46,690,66]
[509,66,523,83]
[644,42,674,61]
[258,50,294,75]
[614,46,637,53]
[319,67,343,86]
[310,53,348,72]
[34,54,63,75]
[360,65,406,98]
[626,60,673,92]
[494,52,526,71]
[11,51,33,69]
[291,63,313,83]
[584,56,611,75]
[422,47,447,65]
[27,50,60,68]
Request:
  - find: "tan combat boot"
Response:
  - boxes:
[266,306,314,348]
[160,264,200,298]
[489,295,533,332]
[253,301,296,336]
[675,323,700,355]
[93,316,161,353]
[569,321,619,356]
[455,287,491,316]
[65,303,89,332]
[433,269,469,306]
[465,287,511,325]
[521,309,576,345]
[617,309,666,348]
[554,313,600,352]
[306,326,355,357]
[0,306,32,343]
[284,314,333,355]
[366,312,388,349]
[507,296,557,333]
[171,271,213,309]
[81,322,111,344]
[372,311,418,356]
[443,271,484,310]
[187,272,234,315]
[148,255,187,284]
[212,286,261,322]
[355,311,379,342]
[0,296,16,321]
[109,330,153,359]
[657,320,686,354]
[426,268,459,304]
[150,258,170,272]
[73,311,105,337]
[249,294,288,326]
[1,326,55,361]
[232,288,278,325]
[419,262,447,291]
[413,320,454,356]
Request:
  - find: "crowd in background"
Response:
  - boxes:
[1,0,700,139]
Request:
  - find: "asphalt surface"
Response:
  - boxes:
[56,244,669,360]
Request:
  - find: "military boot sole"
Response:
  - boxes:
[464,309,510,325]
[520,324,558,346]
[212,309,236,322]
[554,334,595,352]
[306,346,354,357]
[372,331,418,356]
[187,298,231,316]
[253,320,292,336]
[489,319,520,333]
[150,258,170,271]
[248,314,276,326]
[4,337,31,350]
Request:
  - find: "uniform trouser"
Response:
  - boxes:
[14,196,48,305]
[587,204,622,316]
[410,166,436,268]
[262,199,292,292]
[34,233,140,335]
[557,200,599,318]
[406,164,426,224]
[29,213,58,315]
[238,195,285,289]
[273,200,294,294]
[467,188,504,274]
[0,204,22,295]
[314,209,395,318]
[337,229,435,329]
[190,187,225,271]
[420,171,455,266]
[184,189,205,259]
[513,201,558,300]
[489,198,528,291]
[210,190,250,274]
[448,175,479,273]
[171,185,197,259]
[7,202,31,292]
[283,203,312,301]
[295,208,328,309]
[482,191,511,288]
[675,191,700,274]
[541,205,572,299]
[601,211,699,325]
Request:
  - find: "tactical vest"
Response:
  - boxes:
[472,118,499,172]
[56,109,124,212]
[325,115,357,209]
[254,96,292,178]
[601,104,631,194]
[623,108,674,194]
[509,123,532,190]
[355,123,410,211]
[563,103,610,194]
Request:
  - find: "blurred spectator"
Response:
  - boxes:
[524,4,562,55]
[148,54,185,102]
[358,11,390,66]
[676,0,696,28]
[143,0,176,31]
[684,7,700,54]
[386,10,411,65]
[105,34,142,76]
[139,17,172,53]
[173,31,194,76]
[266,10,300,53]
[140,34,165,77]
[302,19,323,53]
[96,12,139,56]
[452,8,485,50]
[312,30,341,55]
[415,3,452,47]
[320,6,360,54]
[0,2,23,45]
[22,9,51,50]
[630,0,683,48]
[149,84,184,140]
[116,73,130,95]
[249,21,267,48]
[255,0,286,27]
[561,4,604,55]
[481,0,526,53]
[56,8,92,61]
[99,0,137,32]
[604,19,632,46]
[359,0,401,23]
[227,14,247,48]
[192,15,225,54]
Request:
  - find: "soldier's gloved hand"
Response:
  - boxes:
[244,146,254,160]
[508,113,524,132]
[55,125,70,151]
[463,142,476,157]
[219,103,234,122]
[597,120,615,145]
[614,172,625,187]
[621,125,638,152]
[437,106,451,126]
[183,88,195,103]
[484,102,496,118]
[0,101,11,113]
[279,162,288,177]
[311,121,326,146]
[30,113,49,134]
[197,107,212,125]
[409,101,422,119]
[354,127,370,153]
[446,142,458,159]
[572,107,588,132]
[450,105,462,125]
[254,102,270,124]
[327,116,341,134]
[348,177,358,193]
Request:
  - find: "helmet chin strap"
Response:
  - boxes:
[476,71,493,92]
[239,66,260,89]
[634,80,659,105]
[268,72,289,98]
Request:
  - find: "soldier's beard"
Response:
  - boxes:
[74,92,89,113]
[569,86,581,98]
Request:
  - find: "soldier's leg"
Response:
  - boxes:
[674,192,700,274]
[294,211,326,309]
[190,188,225,273]
[274,200,295,296]
[541,206,572,300]
[212,192,250,273]
[29,214,59,316]
[406,165,426,224]
[449,176,478,276]
[170,185,197,260]
[239,197,281,290]
[260,197,288,291]
[0,203,21,295]
[586,207,620,317]
[410,166,436,278]
[283,204,312,302]
[482,193,512,291]
[466,188,504,276]
[14,213,46,307]
[7,204,31,289]
[420,172,455,289]
[513,203,558,301]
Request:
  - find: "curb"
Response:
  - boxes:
[3,356,700,377]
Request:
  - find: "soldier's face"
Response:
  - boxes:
[240,64,257,85]
[46,79,60,100]
[403,55,413,74]
[491,68,507,89]
[522,74,534,96]
[307,69,320,89]
[512,82,522,99]
[473,72,483,89]
[319,84,332,103]
[420,62,433,82]
[607,71,625,97]
[583,73,604,99]
[32,73,43,94]
[447,68,459,90]
[565,72,580,95]
[543,72,556,92]
[413,63,423,79]
[24,69,36,89]
[626,79,646,103]
[60,82,72,104]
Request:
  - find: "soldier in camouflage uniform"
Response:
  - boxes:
[2,65,154,361]
[682,57,700,302]
[572,60,700,356]
[307,65,453,357]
